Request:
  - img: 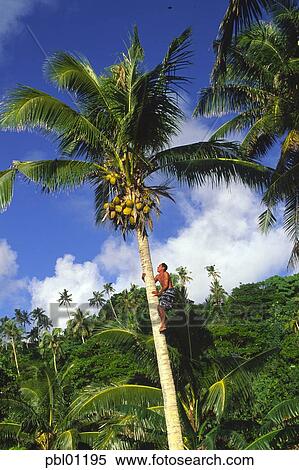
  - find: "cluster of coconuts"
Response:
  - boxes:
[104,172,120,186]
[103,194,154,228]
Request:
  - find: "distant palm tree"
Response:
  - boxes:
[196,4,299,266]
[103,283,118,320]
[39,328,64,374]
[175,266,193,288]
[68,308,94,343]
[14,309,31,329]
[88,290,105,310]
[27,326,40,345]
[0,319,23,375]
[205,265,227,312]
[57,289,73,319]
[31,307,53,336]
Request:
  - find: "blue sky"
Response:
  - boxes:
[0,0,294,315]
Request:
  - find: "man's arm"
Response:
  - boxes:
[142,273,159,283]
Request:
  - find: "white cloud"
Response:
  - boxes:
[27,182,293,312]
[172,116,213,146]
[151,184,291,301]
[29,254,105,314]
[0,0,54,53]
[0,239,28,307]
[0,239,18,277]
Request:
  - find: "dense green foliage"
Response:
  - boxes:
[0,271,298,449]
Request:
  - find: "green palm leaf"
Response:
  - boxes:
[67,384,163,422]
[203,349,276,419]
[0,169,16,211]
[264,398,299,427]
[212,0,286,77]
[0,422,23,441]
[17,160,100,192]
[155,140,271,190]
[245,429,281,450]
[54,429,78,450]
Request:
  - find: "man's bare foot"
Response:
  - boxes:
[159,324,167,333]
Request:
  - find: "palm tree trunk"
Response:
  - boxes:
[136,229,184,450]
[53,352,57,374]
[11,339,20,376]
[106,295,123,326]
[108,296,119,323]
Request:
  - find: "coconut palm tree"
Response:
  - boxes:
[196,4,299,267]
[31,307,53,335]
[88,290,105,310]
[213,0,294,77]
[0,367,100,450]
[0,319,23,376]
[205,265,227,313]
[68,308,94,343]
[14,309,31,329]
[39,328,64,374]
[175,266,193,288]
[57,289,73,319]
[0,28,270,449]
[103,283,118,320]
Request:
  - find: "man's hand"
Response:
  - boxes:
[152,290,159,296]
[141,273,146,282]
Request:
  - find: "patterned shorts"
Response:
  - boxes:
[159,288,175,310]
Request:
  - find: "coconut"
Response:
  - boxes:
[136,202,143,210]
[129,216,135,225]
[115,205,122,213]
[113,196,120,204]
[143,205,150,214]
[103,203,109,210]
[110,177,117,185]
[125,199,134,208]
[123,207,132,216]
[110,211,116,219]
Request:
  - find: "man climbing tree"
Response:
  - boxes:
[142,263,175,332]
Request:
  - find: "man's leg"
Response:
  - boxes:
[158,305,167,332]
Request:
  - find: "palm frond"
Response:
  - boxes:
[194,85,269,117]
[284,193,299,268]
[160,27,192,86]
[263,398,299,427]
[155,140,272,190]
[258,208,277,233]
[0,169,16,212]
[16,160,100,192]
[212,0,276,77]
[0,422,23,442]
[94,408,166,450]
[0,86,113,158]
[67,384,163,422]
[203,349,276,419]
[245,429,280,450]
[240,113,281,159]
[210,111,258,140]
[54,429,78,450]
[78,431,100,449]
[44,52,103,112]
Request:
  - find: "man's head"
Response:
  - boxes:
[157,262,168,273]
